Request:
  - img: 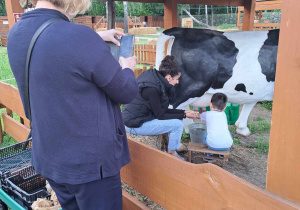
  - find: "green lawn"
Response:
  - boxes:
[0,47,16,87]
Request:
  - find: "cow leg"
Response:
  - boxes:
[235,102,256,136]
[183,118,194,134]
[178,105,194,134]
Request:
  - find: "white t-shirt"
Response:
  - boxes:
[200,111,233,149]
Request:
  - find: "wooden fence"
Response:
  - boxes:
[135,44,156,66]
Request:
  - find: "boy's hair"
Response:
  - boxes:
[211,93,228,110]
[158,55,181,77]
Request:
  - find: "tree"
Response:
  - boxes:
[0,0,7,16]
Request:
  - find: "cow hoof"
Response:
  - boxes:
[236,128,251,136]
[184,127,190,134]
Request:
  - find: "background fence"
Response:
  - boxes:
[134,44,156,66]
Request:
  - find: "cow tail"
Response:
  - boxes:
[155,32,175,69]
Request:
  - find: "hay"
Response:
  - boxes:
[127,133,163,150]
[96,28,124,33]
[128,27,157,35]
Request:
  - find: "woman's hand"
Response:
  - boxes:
[97,29,126,46]
[119,56,136,71]
[185,110,200,119]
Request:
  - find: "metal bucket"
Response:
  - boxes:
[188,123,207,144]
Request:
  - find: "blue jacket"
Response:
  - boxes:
[7,8,138,184]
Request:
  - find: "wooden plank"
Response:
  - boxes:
[238,1,282,11]
[4,0,23,29]
[120,0,244,6]
[188,142,230,155]
[2,113,30,142]
[242,0,256,31]
[122,190,149,210]
[266,0,300,204]
[121,138,300,210]
[0,82,27,121]
[107,0,115,29]
[164,0,178,30]
[0,117,2,144]
[237,22,281,28]
[176,0,244,6]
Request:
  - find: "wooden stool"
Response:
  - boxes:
[187,142,230,163]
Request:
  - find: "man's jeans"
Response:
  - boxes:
[126,119,183,150]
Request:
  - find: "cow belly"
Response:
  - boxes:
[216,31,275,103]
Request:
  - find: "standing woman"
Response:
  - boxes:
[122,56,198,159]
[7,0,138,209]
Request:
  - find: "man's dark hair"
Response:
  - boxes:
[211,93,228,110]
[158,55,181,77]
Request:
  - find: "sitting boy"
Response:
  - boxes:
[200,93,233,151]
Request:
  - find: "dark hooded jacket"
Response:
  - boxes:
[122,69,184,128]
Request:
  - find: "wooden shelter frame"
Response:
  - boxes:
[237,0,282,30]
[2,0,300,208]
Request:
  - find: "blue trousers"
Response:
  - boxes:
[126,119,183,150]
[46,173,122,210]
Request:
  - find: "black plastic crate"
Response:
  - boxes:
[0,139,32,185]
[6,174,50,209]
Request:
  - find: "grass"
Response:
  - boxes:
[218,24,236,30]
[254,137,269,154]
[248,117,271,134]
[0,133,18,149]
[233,137,241,145]
[260,101,273,110]
[0,47,17,87]
[136,64,155,69]
[181,130,190,143]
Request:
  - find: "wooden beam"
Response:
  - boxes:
[107,0,116,29]
[0,116,2,144]
[164,0,177,30]
[4,0,23,29]
[242,0,256,31]
[116,0,244,5]
[116,0,163,3]
[266,0,300,204]
[175,0,244,6]
[121,138,300,209]
[122,190,149,210]
[2,113,30,142]
[0,81,29,124]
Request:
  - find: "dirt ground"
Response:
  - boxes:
[182,104,272,189]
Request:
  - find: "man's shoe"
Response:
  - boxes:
[173,152,185,161]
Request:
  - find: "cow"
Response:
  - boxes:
[155,27,279,136]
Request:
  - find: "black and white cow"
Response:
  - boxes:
[156,27,279,136]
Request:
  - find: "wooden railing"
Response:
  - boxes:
[135,44,156,66]
[134,66,153,78]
